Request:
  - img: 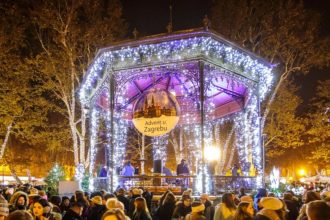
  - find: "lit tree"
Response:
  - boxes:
[29,0,127,172]
[306,80,330,167]
[211,0,330,130]
[45,164,65,195]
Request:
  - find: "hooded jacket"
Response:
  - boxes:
[9,191,28,212]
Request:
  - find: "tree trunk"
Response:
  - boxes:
[261,72,288,130]
[0,122,13,159]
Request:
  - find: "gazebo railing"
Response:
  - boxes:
[93,175,257,194]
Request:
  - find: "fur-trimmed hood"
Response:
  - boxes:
[9,191,28,207]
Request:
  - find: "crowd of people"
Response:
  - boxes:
[0,183,329,220]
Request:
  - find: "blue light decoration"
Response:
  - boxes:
[80,29,273,192]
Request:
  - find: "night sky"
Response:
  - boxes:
[121,0,330,104]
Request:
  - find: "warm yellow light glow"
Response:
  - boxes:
[298,169,306,176]
[204,146,220,161]
[289,176,293,181]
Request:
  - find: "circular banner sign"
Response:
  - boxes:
[132,89,180,137]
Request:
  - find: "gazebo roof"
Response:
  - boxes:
[80,28,273,118]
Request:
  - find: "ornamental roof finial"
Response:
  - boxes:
[167,5,173,33]
[133,28,139,39]
[203,15,211,30]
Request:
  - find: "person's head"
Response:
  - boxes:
[75,190,85,201]
[181,159,186,165]
[234,202,254,219]
[239,187,245,195]
[200,194,209,204]
[283,192,293,201]
[256,188,267,198]
[70,201,84,216]
[0,195,9,219]
[116,188,125,196]
[163,191,176,205]
[304,191,321,203]
[50,195,61,206]
[191,201,205,215]
[267,192,276,197]
[17,195,26,206]
[7,210,33,220]
[306,200,330,220]
[240,195,253,204]
[32,199,52,218]
[91,196,103,206]
[134,197,148,213]
[101,208,126,220]
[106,198,124,211]
[182,195,192,207]
[222,193,236,210]
[61,196,70,207]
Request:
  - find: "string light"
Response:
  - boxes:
[82,31,273,192]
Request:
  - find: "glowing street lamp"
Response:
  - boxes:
[204,146,220,161]
[298,169,306,176]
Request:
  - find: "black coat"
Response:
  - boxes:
[156,202,176,220]
[117,194,130,213]
[129,195,141,218]
[284,199,299,220]
[172,202,192,219]
[132,210,152,220]
[87,204,106,220]
[63,209,83,220]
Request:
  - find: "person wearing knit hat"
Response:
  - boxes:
[0,195,9,219]
[255,197,285,220]
[184,201,206,220]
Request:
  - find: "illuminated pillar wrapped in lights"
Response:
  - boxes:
[88,109,100,191]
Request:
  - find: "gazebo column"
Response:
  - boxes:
[199,61,206,193]
[109,71,115,192]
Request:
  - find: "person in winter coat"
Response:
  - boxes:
[132,197,152,220]
[214,193,236,220]
[283,192,299,220]
[172,195,192,219]
[128,188,143,218]
[0,195,9,220]
[200,194,215,220]
[7,210,33,220]
[254,189,267,212]
[233,202,254,220]
[9,191,29,212]
[63,201,84,220]
[32,198,62,220]
[306,200,330,220]
[60,196,71,214]
[254,197,286,220]
[116,188,130,214]
[184,201,206,220]
[87,196,106,220]
[156,191,176,220]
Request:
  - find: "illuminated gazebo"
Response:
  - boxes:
[80,28,273,193]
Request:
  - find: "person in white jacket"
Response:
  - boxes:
[214,193,236,220]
